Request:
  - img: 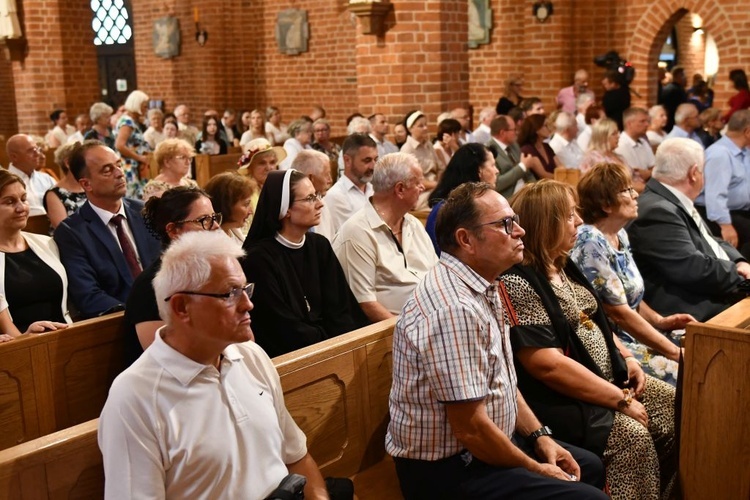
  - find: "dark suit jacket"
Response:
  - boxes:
[626,178,744,321]
[54,199,161,319]
[486,139,536,199]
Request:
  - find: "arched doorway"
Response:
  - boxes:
[91,0,137,109]
[625,1,740,107]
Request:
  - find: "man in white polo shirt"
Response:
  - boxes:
[5,134,56,216]
[98,231,329,499]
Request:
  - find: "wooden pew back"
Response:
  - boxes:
[194,153,242,187]
[0,313,126,451]
[554,166,581,187]
[681,298,750,499]
[0,318,398,499]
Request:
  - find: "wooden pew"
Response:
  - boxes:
[680,298,750,499]
[554,166,581,187]
[0,312,126,451]
[409,209,430,227]
[0,317,401,499]
[194,152,242,187]
[23,215,51,236]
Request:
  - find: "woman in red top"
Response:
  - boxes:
[724,69,750,121]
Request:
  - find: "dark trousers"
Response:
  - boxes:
[695,204,750,260]
[393,439,607,500]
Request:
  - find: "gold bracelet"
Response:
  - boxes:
[617,388,633,410]
[624,356,641,365]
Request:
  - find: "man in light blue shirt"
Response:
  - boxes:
[666,103,703,145]
[695,109,750,258]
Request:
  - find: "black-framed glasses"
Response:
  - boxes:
[175,212,223,230]
[472,214,520,235]
[294,193,323,204]
[164,283,254,304]
[618,187,637,199]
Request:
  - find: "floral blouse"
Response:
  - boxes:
[570,225,644,309]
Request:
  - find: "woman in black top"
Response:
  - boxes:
[0,169,69,342]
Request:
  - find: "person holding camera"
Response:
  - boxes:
[601,69,631,131]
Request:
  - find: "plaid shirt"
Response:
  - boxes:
[385,252,518,461]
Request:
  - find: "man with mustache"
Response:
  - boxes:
[54,140,160,318]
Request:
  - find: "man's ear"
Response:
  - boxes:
[454,227,476,254]
[169,295,191,324]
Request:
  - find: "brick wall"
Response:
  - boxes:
[0,56,17,140]
[4,0,750,139]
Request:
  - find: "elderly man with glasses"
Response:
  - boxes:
[99,231,331,499]
[5,134,57,215]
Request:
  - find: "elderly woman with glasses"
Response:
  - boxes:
[499,179,677,500]
[124,186,221,365]
[570,163,695,384]
[142,138,199,202]
[242,169,368,357]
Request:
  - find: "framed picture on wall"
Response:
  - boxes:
[276,9,309,56]
[153,16,180,59]
[469,0,492,49]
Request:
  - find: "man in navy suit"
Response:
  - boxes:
[55,141,160,318]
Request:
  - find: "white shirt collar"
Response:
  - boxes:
[88,199,127,227]
[659,181,695,215]
[491,137,510,150]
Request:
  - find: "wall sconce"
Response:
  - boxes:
[533,2,553,23]
[693,26,704,35]
[347,1,393,36]
[193,8,208,46]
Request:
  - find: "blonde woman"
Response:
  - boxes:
[142,139,198,201]
[579,118,623,175]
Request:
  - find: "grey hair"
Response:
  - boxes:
[478,107,496,123]
[653,138,704,184]
[291,150,329,176]
[576,92,594,109]
[153,231,245,324]
[347,116,371,135]
[288,119,312,138]
[554,112,575,133]
[674,103,697,125]
[89,102,114,123]
[124,90,149,114]
[372,152,419,192]
[648,105,665,121]
[147,108,164,121]
[726,109,750,132]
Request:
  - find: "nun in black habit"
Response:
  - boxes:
[241,169,370,357]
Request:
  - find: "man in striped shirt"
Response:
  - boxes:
[385,182,607,499]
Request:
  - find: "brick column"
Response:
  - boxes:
[353,0,469,129]
[11,0,98,135]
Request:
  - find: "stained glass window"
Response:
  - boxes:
[90,0,132,46]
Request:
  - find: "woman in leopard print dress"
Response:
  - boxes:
[499,180,676,500]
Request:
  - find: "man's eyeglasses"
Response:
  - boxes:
[618,187,637,199]
[176,212,223,230]
[164,283,254,304]
[472,214,520,235]
[294,193,323,204]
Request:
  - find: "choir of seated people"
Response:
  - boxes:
[44,142,87,229]
[241,169,369,357]
[204,171,255,246]
[333,153,437,322]
[571,163,695,384]
[124,186,220,365]
[500,179,677,499]
[0,169,71,342]
[142,138,199,201]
